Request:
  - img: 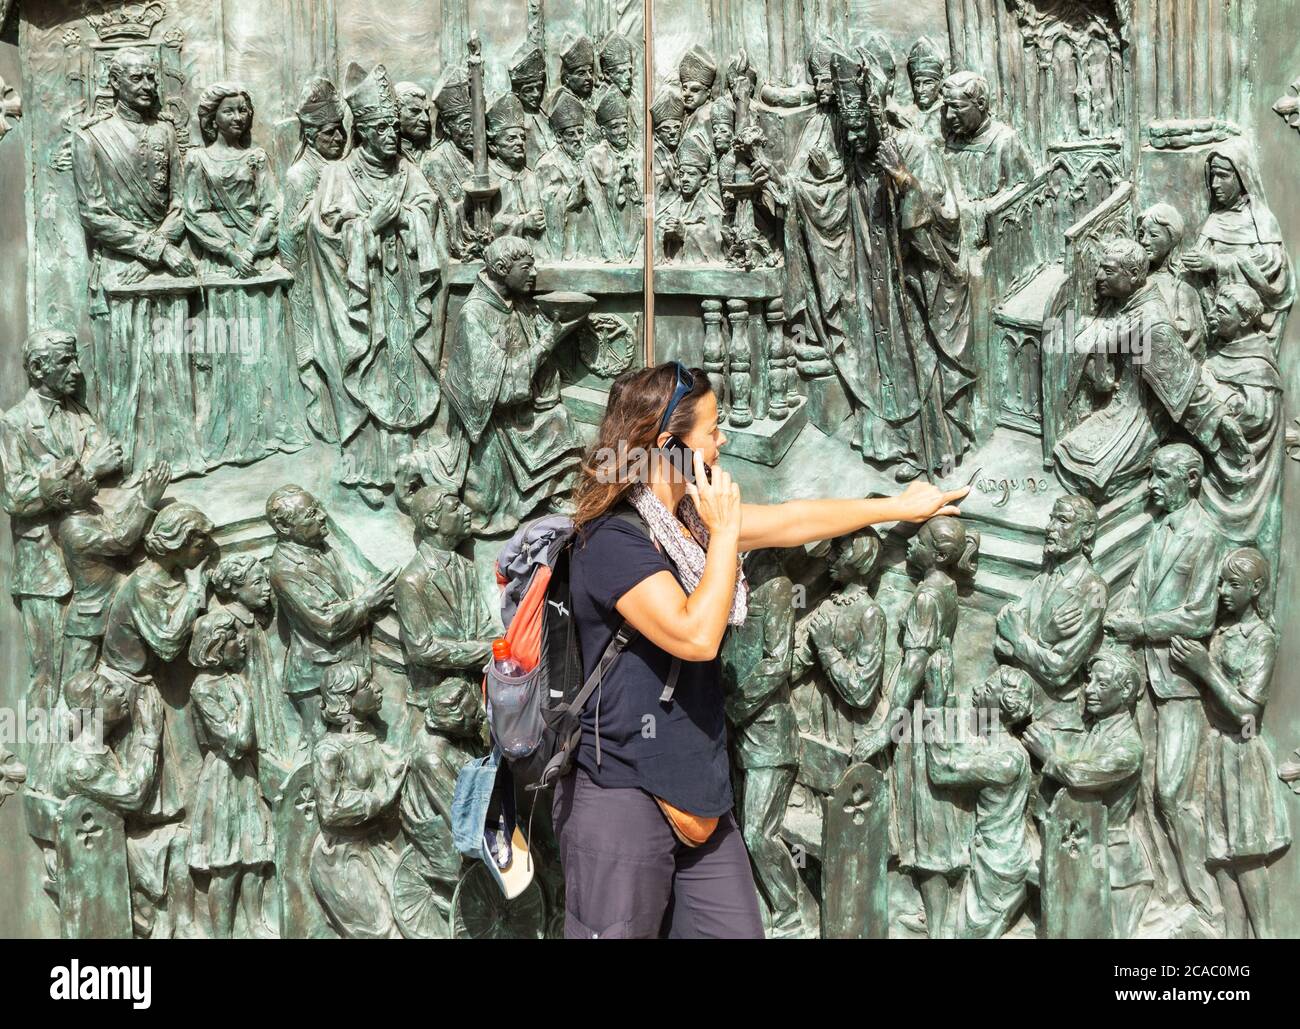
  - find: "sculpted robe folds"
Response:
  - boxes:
[536,145,592,261]
[785,109,973,470]
[421,140,476,260]
[443,275,581,534]
[306,150,443,488]
[183,146,309,468]
[281,147,339,442]
[581,141,643,262]
[1188,139,1295,345]
[1202,332,1284,549]
[72,111,204,479]
[488,158,547,254]
[942,118,1034,205]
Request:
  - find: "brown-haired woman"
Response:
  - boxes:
[555,361,968,938]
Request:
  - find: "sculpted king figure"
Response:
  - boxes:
[72,47,204,479]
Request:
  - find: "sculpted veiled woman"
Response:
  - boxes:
[1182,137,1295,347]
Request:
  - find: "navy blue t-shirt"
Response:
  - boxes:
[569,511,733,817]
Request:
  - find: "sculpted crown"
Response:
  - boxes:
[88,2,167,43]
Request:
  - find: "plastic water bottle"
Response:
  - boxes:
[493,638,524,678]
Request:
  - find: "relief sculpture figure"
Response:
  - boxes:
[442,236,590,534]
[1170,548,1292,939]
[184,83,309,469]
[71,48,204,480]
[724,550,813,939]
[1105,444,1224,935]
[1,331,120,789]
[309,663,407,939]
[304,64,450,506]
[1182,139,1294,348]
[186,610,277,939]
[858,517,980,938]
[281,78,347,444]
[1023,651,1154,939]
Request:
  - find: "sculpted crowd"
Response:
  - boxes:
[0,23,1295,939]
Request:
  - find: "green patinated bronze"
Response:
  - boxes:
[0,0,1297,940]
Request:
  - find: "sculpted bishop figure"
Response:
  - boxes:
[442,236,590,534]
[304,64,459,507]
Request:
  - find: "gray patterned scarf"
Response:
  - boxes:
[626,483,749,626]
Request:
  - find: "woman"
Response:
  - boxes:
[186,610,276,939]
[101,501,213,824]
[1171,548,1291,939]
[184,83,308,468]
[555,361,967,939]
[1181,137,1294,348]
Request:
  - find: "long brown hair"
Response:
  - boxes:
[572,362,711,532]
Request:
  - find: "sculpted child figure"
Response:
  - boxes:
[186,611,277,939]
[1171,548,1291,938]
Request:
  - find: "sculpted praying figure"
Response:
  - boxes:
[485,93,546,251]
[442,236,590,534]
[186,611,277,939]
[184,82,309,469]
[281,78,348,443]
[655,133,725,264]
[1182,139,1294,347]
[310,663,407,939]
[582,85,643,262]
[1170,548,1291,939]
[1105,444,1223,933]
[536,89,594,261]
[305,64,446,506]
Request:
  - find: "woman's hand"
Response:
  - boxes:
[686,451,741,541]
[890,480,968,524]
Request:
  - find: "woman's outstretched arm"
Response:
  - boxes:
[737,480,968,551]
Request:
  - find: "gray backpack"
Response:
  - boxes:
[486,507,679,791]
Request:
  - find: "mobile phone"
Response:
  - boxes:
[662,435,712,484]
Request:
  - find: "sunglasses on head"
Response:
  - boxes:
[658,362,694,435]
